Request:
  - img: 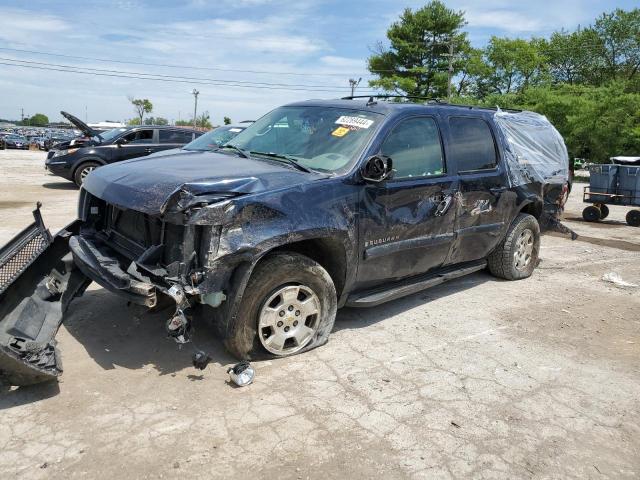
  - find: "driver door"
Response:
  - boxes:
[355,116,458,290]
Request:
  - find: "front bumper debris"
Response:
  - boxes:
[0,206,90,386]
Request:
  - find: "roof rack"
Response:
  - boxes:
[341,95,443,104]
[341,95,523,113]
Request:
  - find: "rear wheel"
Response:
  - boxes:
[488,213,540,280]
[626,210,640,227]
[73,161,100,187]
[224,252,337,360]
[582,206,601,222]
[599,204,610,219]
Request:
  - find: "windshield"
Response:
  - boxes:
[183,126,244,151]
[97,127,128,142]
[227,106,383,173]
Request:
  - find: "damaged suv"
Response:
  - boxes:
[0,97,570,386]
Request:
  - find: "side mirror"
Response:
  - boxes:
[362,155,393,183]
[116,137,128,147]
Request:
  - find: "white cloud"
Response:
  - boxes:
[465,9,543,33]
[0,8,69,42]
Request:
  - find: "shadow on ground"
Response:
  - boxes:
[62,288,236,376]
[42,182,78,190]
[0,273,492,406]
[334,271,492,331]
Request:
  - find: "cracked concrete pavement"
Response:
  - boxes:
[1,150,639,479]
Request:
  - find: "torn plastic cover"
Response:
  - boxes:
[493,109,569,187]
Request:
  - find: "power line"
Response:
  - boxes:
[0,60,379,94]
[0,47,376,78]
[0,57,354,89]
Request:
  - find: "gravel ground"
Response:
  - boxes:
[1,150,639,479]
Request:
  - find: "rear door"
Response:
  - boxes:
[355,115,458,290]
[443,115,515,265]
[157,129,196,153]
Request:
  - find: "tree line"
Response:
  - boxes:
[368,2,640,162]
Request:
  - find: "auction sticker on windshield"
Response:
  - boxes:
[335,116,374,129]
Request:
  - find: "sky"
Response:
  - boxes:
[0,0,635,125]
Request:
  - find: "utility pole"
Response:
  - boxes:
[446,41,454,102]
[191,89,199,130]
[349,78,362,97]
[21,108,24,124]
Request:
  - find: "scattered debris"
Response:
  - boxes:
[227,361,255,387]
[450,421,461,429]
[192,350,212,370]
[40,462,48,469]
[602,272,638,288]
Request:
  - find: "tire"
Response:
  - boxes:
[582,206,601,222]
[599,204,610,219]
[488,213,540,281]
[73,161,101,187]
[224,252,337,360]
[626,210,640,227]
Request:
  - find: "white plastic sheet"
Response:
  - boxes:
[493,109,569,187]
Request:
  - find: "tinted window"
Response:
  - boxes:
[123,129,153,144]
[448,117,497,172]
[381,117,444,179]
[159,130,195,144]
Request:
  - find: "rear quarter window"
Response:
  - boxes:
[448,117,497,172]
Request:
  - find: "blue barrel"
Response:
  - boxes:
[617,166,640,205]
[587,164,618,202]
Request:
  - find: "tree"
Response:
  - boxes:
[128,97,153,124]
[142,116,168,125]
[223,116,232,125]
[482,37,546,95]
[197,111,212,129]
[28,113,49,126]
[368,1,468,98]
[592,9,640,82]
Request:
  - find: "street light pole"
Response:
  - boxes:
[191,89,199,130]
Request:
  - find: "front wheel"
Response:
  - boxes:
[224,252,337,360]
[488,213,540,280]
[73,161,101,187]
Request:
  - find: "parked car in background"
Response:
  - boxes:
[4,134,29,150]
[45,111,203,186]
[145,123,250,159]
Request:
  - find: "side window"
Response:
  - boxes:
[381,117,444,179]
[123,129,153,144]
[159,130,195,144]
[448,117,497,172]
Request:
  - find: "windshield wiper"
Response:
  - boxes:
[219,144,250,158]
[249,151,312,173]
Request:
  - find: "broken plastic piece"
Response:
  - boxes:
[227,361,254,387]
[192,350,211,370]
[602,272,638,288]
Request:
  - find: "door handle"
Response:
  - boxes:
[490,186,507,197]
[435,194,454,217]
[144,147,153,153]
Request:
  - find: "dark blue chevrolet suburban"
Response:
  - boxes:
[0,97,571,385]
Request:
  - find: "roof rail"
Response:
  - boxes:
[341,95,443,104]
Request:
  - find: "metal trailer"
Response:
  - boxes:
[583,163,640,227]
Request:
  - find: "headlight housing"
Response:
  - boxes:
[53,148,78,158]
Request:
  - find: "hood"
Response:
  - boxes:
[61,111,98,138]
[82,151,321,215]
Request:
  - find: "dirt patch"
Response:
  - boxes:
[0,201,32,210]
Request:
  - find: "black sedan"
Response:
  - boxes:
[45,111,202,186]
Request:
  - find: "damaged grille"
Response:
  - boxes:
[100,204,197,270]
[0,208,52,294]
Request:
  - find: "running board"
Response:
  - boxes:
[346,261,487,308]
